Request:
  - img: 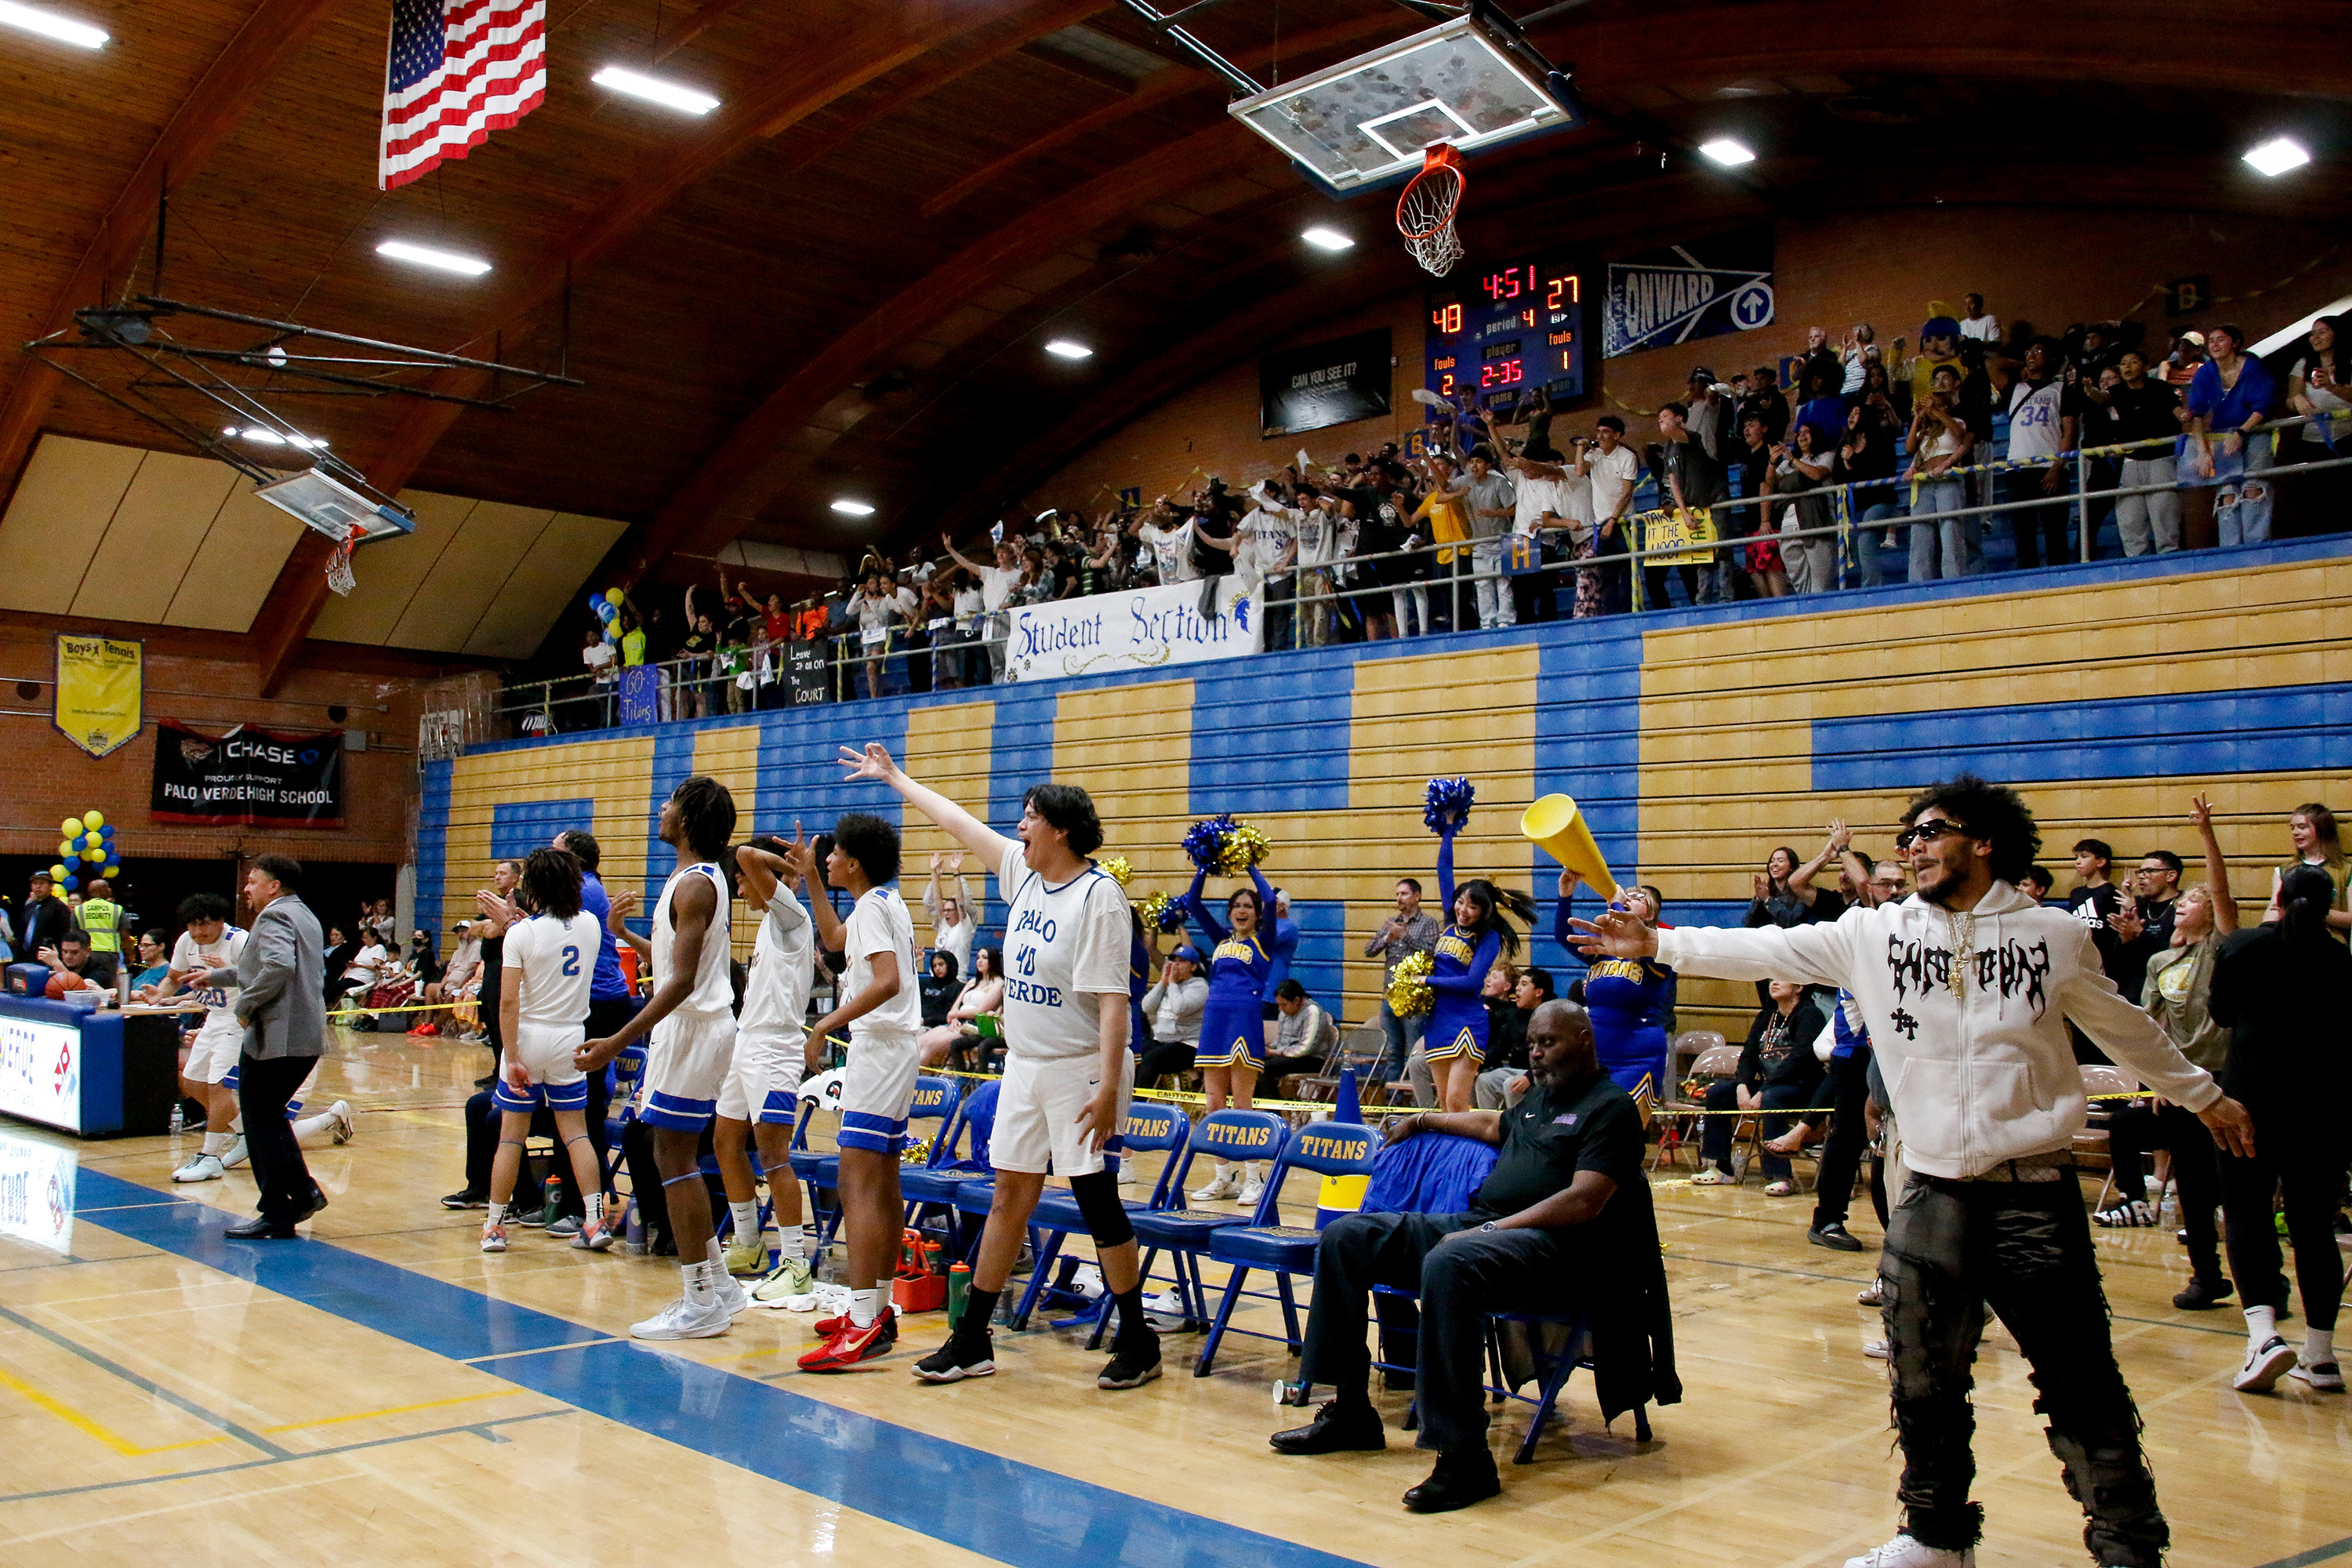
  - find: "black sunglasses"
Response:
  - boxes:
[1894,820,1976,851]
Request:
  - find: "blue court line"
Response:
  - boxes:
[74,1170,1377,1568]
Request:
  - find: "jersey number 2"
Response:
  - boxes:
[561,946,581,976]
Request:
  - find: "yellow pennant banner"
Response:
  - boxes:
[53,634,143,758]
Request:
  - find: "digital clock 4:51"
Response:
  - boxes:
[1424,256,1586,413]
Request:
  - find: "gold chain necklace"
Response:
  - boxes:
[1944,908,1976,998]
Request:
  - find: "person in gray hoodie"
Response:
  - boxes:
[1571,774,2253,1568]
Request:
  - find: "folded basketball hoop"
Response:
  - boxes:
[1397,145,1467,277]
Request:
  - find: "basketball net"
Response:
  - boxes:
[1396,144,1467,277]
[325,523,365,597]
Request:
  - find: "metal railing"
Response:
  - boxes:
[483,415,2349,732]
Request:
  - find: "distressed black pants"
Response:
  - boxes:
[1882,1169,2166,1566]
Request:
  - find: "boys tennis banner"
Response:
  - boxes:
[1005,577,1261,683]
[53,634,143,758]
[151,722,344,827]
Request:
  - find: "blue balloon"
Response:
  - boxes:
[99,823,114,838]
[62,874,78,891]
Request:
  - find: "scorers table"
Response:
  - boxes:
[0,977,190,1137]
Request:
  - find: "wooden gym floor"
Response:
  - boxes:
[0,1027,2345,1568]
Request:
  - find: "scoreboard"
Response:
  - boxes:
[1425,255,1586,417]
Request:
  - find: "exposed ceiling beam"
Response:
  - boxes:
[0,0,343,519]
[249,0,1086,695]
[626,117,1269,579]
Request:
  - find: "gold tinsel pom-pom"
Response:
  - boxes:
[1138,890,1172,931]
[1386,951,1436,1017]
[1216,822,1270,875]
[1100,855,1132,887]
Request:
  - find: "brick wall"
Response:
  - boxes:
[0,625,426,869]
[1024,205,2352,500]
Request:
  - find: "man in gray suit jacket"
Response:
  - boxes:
[222,854,328,1240]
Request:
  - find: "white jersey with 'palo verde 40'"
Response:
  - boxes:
[996,841,1131,1061]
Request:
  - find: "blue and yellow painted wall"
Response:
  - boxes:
[419,537,2352,1041]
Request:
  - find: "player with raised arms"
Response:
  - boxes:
[579,775,746,1339]
[481,847,613,1254]
[717,830,821,1308]
[840,741,1163,1391]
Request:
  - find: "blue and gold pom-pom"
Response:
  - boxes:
[1423,775,1475,835]
[1183,813,1235,872]
[1386,951,1436,1017]
[1138,890,1174,931]
[1100,855,1132,887]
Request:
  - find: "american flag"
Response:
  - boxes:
[379,0,547,191]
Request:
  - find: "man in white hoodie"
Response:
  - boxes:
[1571,775,2253,1568]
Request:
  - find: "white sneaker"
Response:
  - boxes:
[172,1153,225,1184]
[2092,1199,2154,1228]
[2289,1360,2344,1392]
[714,1268,751,1316]
[2234,1335,2298,1393]
[1116,1164,1138,1187]
[218,1134,249,1171]
[1862,1340,1889,1361]
[328,1101,354,1144]
[1190,1171,1240,1202]
[1857,1279,1885,1308]
[630,1292,735,1340]
[750,1255,817,1310]
[1238,1175,1266,1207]
[1843,1534,1974,1568]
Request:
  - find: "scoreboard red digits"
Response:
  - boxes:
[1426,251,1585,419]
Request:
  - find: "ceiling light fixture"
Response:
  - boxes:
[1044,339,1094,360]
[829,499,876,517]
[2242,136,2310,176]
[222,426,326,450]
[376,239,492,276]
[1698,137,1755,167]
[591,65,720,116]
[1302,227,1355,252]
[0,1,108,49]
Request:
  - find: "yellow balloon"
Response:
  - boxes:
[49,863,67,880]
[58,839,74,858]
[82,832,101,849]
[61,818,79,838]
[82,810,103,829]
[82,848,102,862]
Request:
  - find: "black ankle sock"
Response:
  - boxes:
[1111,1286,1150,1344]
[958,1287,1000,1346]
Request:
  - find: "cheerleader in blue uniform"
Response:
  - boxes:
[1421,823,1535,1112]
[1555,869,1675,1098]
[1178,862,1284,1201]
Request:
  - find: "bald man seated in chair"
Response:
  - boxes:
[1272,999,1678,1512]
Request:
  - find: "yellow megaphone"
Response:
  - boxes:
[1520,794,1618,900]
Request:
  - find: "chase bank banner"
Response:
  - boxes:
[151,720,344,828]
[1005,577,1262,684]
[1602,227,1775,358]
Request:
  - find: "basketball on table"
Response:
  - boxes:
[45,969,93,1000]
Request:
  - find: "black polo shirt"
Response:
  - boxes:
[1468,1069,1644,1229]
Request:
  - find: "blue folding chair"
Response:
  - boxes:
[1483,1306,1651,1458]
[1009,1100,1192,1332]
[897,1083,993,1215]
[1117,1110,1290,1337]
[1194,1120,1381,1376]
[792,1074,962,1247]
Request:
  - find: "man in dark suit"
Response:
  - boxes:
[218,854,328,1240]
[15,870,71,960]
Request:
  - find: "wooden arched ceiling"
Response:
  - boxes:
[2,0,2346,689]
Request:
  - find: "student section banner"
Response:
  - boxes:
[1259,328,1392,437]
[53,633,142,759]
[1602,228,1774,358]
[151,722,343,827]
[1005,577,1261,684]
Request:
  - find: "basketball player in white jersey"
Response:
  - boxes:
[482,848,614,1254]
[840,741,1161,1389]
[579,775,746,1339]
[786,809,923,1371]
[716,831,819,1307]
[169,893,249,1183]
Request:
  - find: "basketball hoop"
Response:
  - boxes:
[1396,144,1467,277]
[325,522,365,597]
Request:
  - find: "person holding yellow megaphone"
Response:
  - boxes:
[1523,794,1675,1099]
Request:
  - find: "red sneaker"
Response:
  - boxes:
[798,1311,899,1372]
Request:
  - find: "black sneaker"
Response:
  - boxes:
[1403,1448,1502,1512]
[2173,1276,2234,1311]
[1808,1222,1864,1253]
[441,1189,488,1210]
[1098,1332,1163,1390]
[1271,1400,1385,1454]
[913,1334,996,1384]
